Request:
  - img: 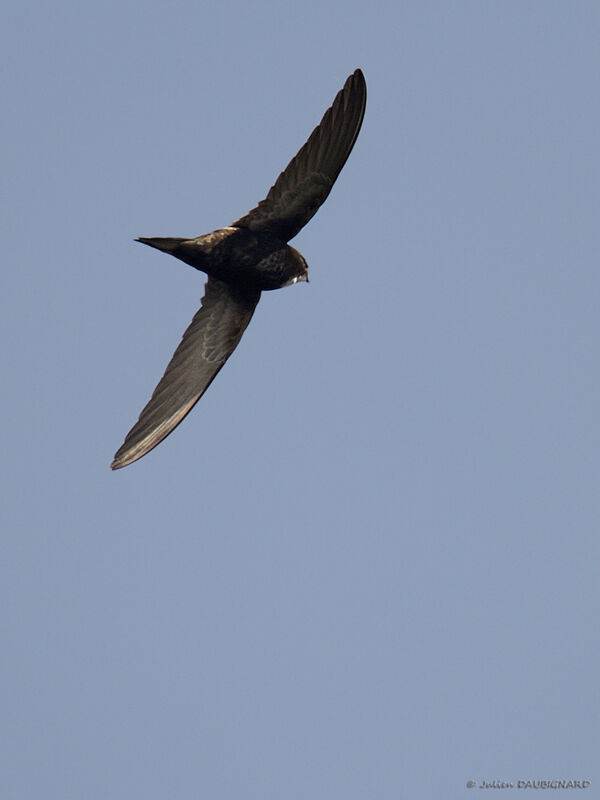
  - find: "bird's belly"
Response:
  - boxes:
[208,245,294,290]
[245,249,297,290]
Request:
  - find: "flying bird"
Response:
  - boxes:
[111,69,366,469]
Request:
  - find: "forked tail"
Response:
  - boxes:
[135,237,186,254]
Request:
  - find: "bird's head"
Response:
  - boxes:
[285,246,309,285]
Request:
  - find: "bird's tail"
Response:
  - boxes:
[135,237,186,254]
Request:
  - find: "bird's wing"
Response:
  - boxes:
[232,69,366,242]
[111,278,260,469]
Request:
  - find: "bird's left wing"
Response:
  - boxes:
[232,69,366,242]
[111,278,260,469]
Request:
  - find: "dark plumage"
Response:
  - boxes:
[112,69,366,469]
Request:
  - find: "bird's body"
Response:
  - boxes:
[137,228,308,290]
[112,69,366,469]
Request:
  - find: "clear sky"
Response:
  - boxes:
[2,1,598,798]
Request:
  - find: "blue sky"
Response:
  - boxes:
[2,1,598,798]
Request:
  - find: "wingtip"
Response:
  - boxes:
[349,68,366,86]
[110,445,142,470]
[110,453,129,470]
[340,69,367,117]
[351,68,367,98]
[110,444,147,470]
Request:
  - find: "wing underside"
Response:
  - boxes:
[111,278,260,469]
[232,69,366,242]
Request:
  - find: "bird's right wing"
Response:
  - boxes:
[111,278,260,469]
[232,69,366,243]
